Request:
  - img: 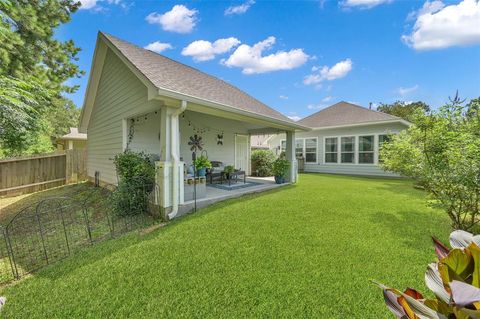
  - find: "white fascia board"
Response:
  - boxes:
[309,119,411,131]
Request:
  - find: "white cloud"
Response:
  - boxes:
[182,38,241,62]
[303,59,353,85]
[144,41,173,54]
[321,96,333,103]
[279,95,289,100]
[287,115,302,121]
[79,0,97,9]
[222,36,309,74]
[225,0,255,15]
[403,0,480,50]
[341,0,391,9]
[396,84,419,95]
[307,103,329,110]
[78,0,127,10]
[146,5,198,34]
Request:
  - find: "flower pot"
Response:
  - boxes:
[197,167,207,177]
[274,175,285,184]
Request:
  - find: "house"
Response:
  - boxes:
[250,135,273,150]
[268,102,410,177]
[56,127,87,151]
[78,32,308,219]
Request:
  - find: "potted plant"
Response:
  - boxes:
[223,165,235,179]
[272,158,290,184]
[193,156,212,177]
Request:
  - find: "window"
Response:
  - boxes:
[280,140,286,154]
[378,134,391,162]
[359,135,374,164]
[341,136,355,163]
[325,137,338,163]
[295,139,304,159]
[305,138,317,163]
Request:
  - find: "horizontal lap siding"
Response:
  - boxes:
[268,123,407,177]
[87,49,161,185]
[179,111,250,168]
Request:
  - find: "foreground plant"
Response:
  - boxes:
[376,230,480,318]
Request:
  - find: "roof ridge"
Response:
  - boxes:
[100,32,290,122]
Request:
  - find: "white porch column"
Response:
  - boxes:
[285,131,297,183]
[156,103,186,218]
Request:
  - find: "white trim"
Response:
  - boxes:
[280,137,318,164]
[309,119,410,131]
[234,134,250,172]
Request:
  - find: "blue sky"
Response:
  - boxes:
[58,0,480,121]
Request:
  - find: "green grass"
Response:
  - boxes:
[0,174,450,318]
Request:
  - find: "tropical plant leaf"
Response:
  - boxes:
[469,243,480,288]
[400,293,448,319]
[440,248,473,283]
[432,237,450,260]
[450,230,480,249]
[454,307,480,319]
[450,280,480,307]
[425,263,450,303]
[383,289,408,318]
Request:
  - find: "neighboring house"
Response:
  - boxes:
[250,135,273,150]
[56,127,87,150]
[268,102,410,177]
[78,32,308,218]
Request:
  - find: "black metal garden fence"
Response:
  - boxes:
[0,180,160,284]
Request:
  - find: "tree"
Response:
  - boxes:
[377,101,430,122]
[0,0,82,156]
[381,95,480,230]
[0,0,83,94]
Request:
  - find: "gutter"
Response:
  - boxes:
[167,100,187,220]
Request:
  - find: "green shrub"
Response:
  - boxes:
[251,149,275,176]
[272,158,290,177]
[111,150,156,217]
[223,165,235,174]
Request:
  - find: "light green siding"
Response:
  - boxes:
[269,122,407,177]
[87,49,162,184]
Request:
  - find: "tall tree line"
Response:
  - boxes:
[0,0,82,157]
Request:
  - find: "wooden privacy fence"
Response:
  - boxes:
[0,150,87,197]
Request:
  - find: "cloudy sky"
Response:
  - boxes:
[60,0,480,121]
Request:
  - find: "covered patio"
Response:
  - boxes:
[177,176,288,216]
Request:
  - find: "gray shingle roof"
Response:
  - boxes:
[102,33,294,123]
[298,101,403,128]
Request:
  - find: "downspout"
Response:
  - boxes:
[168,100,187,219]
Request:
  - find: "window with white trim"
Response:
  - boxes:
[325,137,338,163]
[341,136,355,163]
[305,138,317,163]
[280,140,286,154]
[295,139,304,158]
[358,135,374,164]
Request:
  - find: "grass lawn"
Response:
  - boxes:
[0,174,451,318]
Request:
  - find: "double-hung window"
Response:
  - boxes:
[295,139,304,158]
[341,136,355,163]
[325,137,338,163]
[280,140,286,154]
[305,138,317,163]
[358,135,374,164]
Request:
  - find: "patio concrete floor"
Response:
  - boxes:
[177,177,289,216]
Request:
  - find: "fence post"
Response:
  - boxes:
[82,205,93,244]
[2,226,18,280]
[58,201,71,256]
[35,202,49,265]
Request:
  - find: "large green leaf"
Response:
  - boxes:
[440,248,473,284]
[469,243,480,288]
